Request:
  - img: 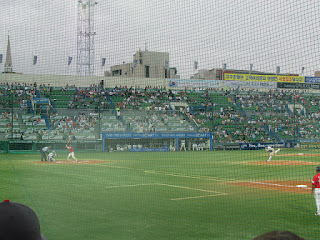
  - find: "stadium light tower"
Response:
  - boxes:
[76,0,98,76]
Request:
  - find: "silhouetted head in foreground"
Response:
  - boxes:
[253,230,304,240]
[0,199,47,240]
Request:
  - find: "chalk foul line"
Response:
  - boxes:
[105,183,227,200]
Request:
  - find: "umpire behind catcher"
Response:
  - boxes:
[40,145,51,162]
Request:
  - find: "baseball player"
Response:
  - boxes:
[40,145,51,162]
[47,151,56,162]
[66,144,78,162]
[198,142,204,151]
[192,142,198,151]
[265,146,281,162]
[312,166,320,216]
[180,139,186,151]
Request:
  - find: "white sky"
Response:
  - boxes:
[0,0,319,79]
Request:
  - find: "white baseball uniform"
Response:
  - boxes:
[48,151,56,162]
[265,146,280,162]
[180,140,186,151]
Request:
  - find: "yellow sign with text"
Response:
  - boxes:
[224,73,305,83]
[300,142,320,149]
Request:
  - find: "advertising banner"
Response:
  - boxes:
[169,79,221,88]
[102,132,212,139]
[277,75,304,83]
[299,139,320,149]
[299,139,320,143]
[102,132,213,152]
[300,142,320,149]
[32,98,50,104]
[129,147,168,152]
[277,82,320,90]
[239,142,288,150]
[224,73,304,83]
[305,77,320,83]
[68,56,72,65]
[223,80,276,89]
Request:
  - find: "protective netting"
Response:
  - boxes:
[1,1,319,239]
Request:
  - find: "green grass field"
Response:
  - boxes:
[1,148,319,240]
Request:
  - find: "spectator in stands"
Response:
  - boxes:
[116,107,121,119]
[20,132,24,140]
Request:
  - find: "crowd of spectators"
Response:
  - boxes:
[229,89,320,142]
[66,86,109,109]
[0,84,35,109]
[1,83,320,143]
[123,112,191,133]
[51,112,97,131]
[107,86,172,111]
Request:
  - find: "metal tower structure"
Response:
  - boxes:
[76,0,97,76]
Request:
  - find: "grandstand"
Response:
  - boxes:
[1,80,319,152]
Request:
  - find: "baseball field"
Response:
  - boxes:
[1,148,319,240]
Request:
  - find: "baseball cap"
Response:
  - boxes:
[0,199,47,240]
[316,166,320,171]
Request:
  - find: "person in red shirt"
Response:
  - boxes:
[66,144,78,162]
[312,166,320,216]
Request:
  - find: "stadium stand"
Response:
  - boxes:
[1,84,320,144]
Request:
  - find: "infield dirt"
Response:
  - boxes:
[249,160,317,166]
[232,180,311,194]
[280,153,320,157]
[35,160,105,164]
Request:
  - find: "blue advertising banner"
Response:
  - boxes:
[102,132,213,152]
[101,58,106,67]
[68,56,73,65]
[129,147,168,152]
[239,142,288,150]
[33,56,38,65]
[32,98,50,104]
[305,77,320,83]
[102,132,212,139]
[300,139,320,143]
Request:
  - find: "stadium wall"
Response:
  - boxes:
[0,73,167,89]
[101,132,213,152]
[2,73,320,93]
